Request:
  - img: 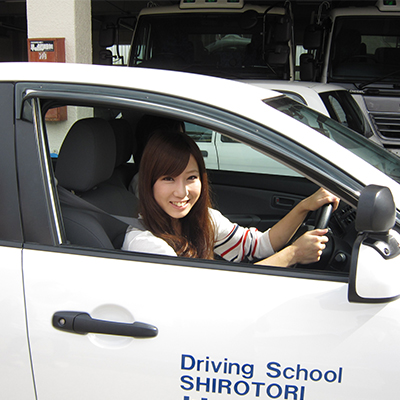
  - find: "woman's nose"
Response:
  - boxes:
[174,181,188,198]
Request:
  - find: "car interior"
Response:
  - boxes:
[41,100,356,275]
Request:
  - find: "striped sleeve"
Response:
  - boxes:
[210,208,274,263]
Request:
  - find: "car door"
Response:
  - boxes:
[208,169,316,232]
[0,83,36,399]
[17,83,400,400]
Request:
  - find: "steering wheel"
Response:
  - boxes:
[290,203,334,269]
[314,203,333,229]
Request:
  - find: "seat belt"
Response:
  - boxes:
[57,185,145,230]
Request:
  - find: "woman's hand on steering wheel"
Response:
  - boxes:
[292,200,336,267]
[302,188,340,215]
[291,229,329,265]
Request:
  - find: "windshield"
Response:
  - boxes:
[129,12,291,80]
[266,96,400,183]
[329,16,400,85]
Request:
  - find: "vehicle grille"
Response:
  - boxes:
[370,112,400,139]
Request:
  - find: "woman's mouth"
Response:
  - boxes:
[170,200,189,208]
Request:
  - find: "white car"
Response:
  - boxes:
[245,80,380,143]
[2,62,400,400]
[189,80,384,175]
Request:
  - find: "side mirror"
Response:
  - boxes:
[99,49,113,65]
[274,15,291,43]
[266,44,290,66]
[349,185,400,303]
[300,53,315,81]
[355,185,395,233]
[303,24,323,50]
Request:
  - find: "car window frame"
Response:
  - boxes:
[15,81,366,282]
[18,81,365,209]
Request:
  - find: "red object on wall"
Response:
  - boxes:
[27,38,67,121]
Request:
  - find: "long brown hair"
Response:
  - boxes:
[139,130,215,259]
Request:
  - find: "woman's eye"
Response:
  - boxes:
[162,176,174,182]
[188,175,199,181]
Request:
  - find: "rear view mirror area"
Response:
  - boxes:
[355,185,395,234]
[349,185,400,303]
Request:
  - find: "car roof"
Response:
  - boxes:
[2,62,399,201]
[1,62,279,107]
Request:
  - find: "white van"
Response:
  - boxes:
[127,0,389,159]
[128,0,294,79]
[301,0,400,155]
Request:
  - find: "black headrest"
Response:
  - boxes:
[109,119,135,167]
[55,118,116,192]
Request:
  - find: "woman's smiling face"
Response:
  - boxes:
[153,154,202,219]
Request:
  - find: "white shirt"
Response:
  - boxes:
[121,208,274,262]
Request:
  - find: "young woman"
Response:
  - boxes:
[122,130,340,267]
[128,115,185,197]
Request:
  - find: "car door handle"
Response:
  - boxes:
[201,150,208,157]
[52,311,158,338]
[272,195,296,208]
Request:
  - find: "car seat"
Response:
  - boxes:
[108,118,138,188]
[55,117,139,248]
[56,117,139,217]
